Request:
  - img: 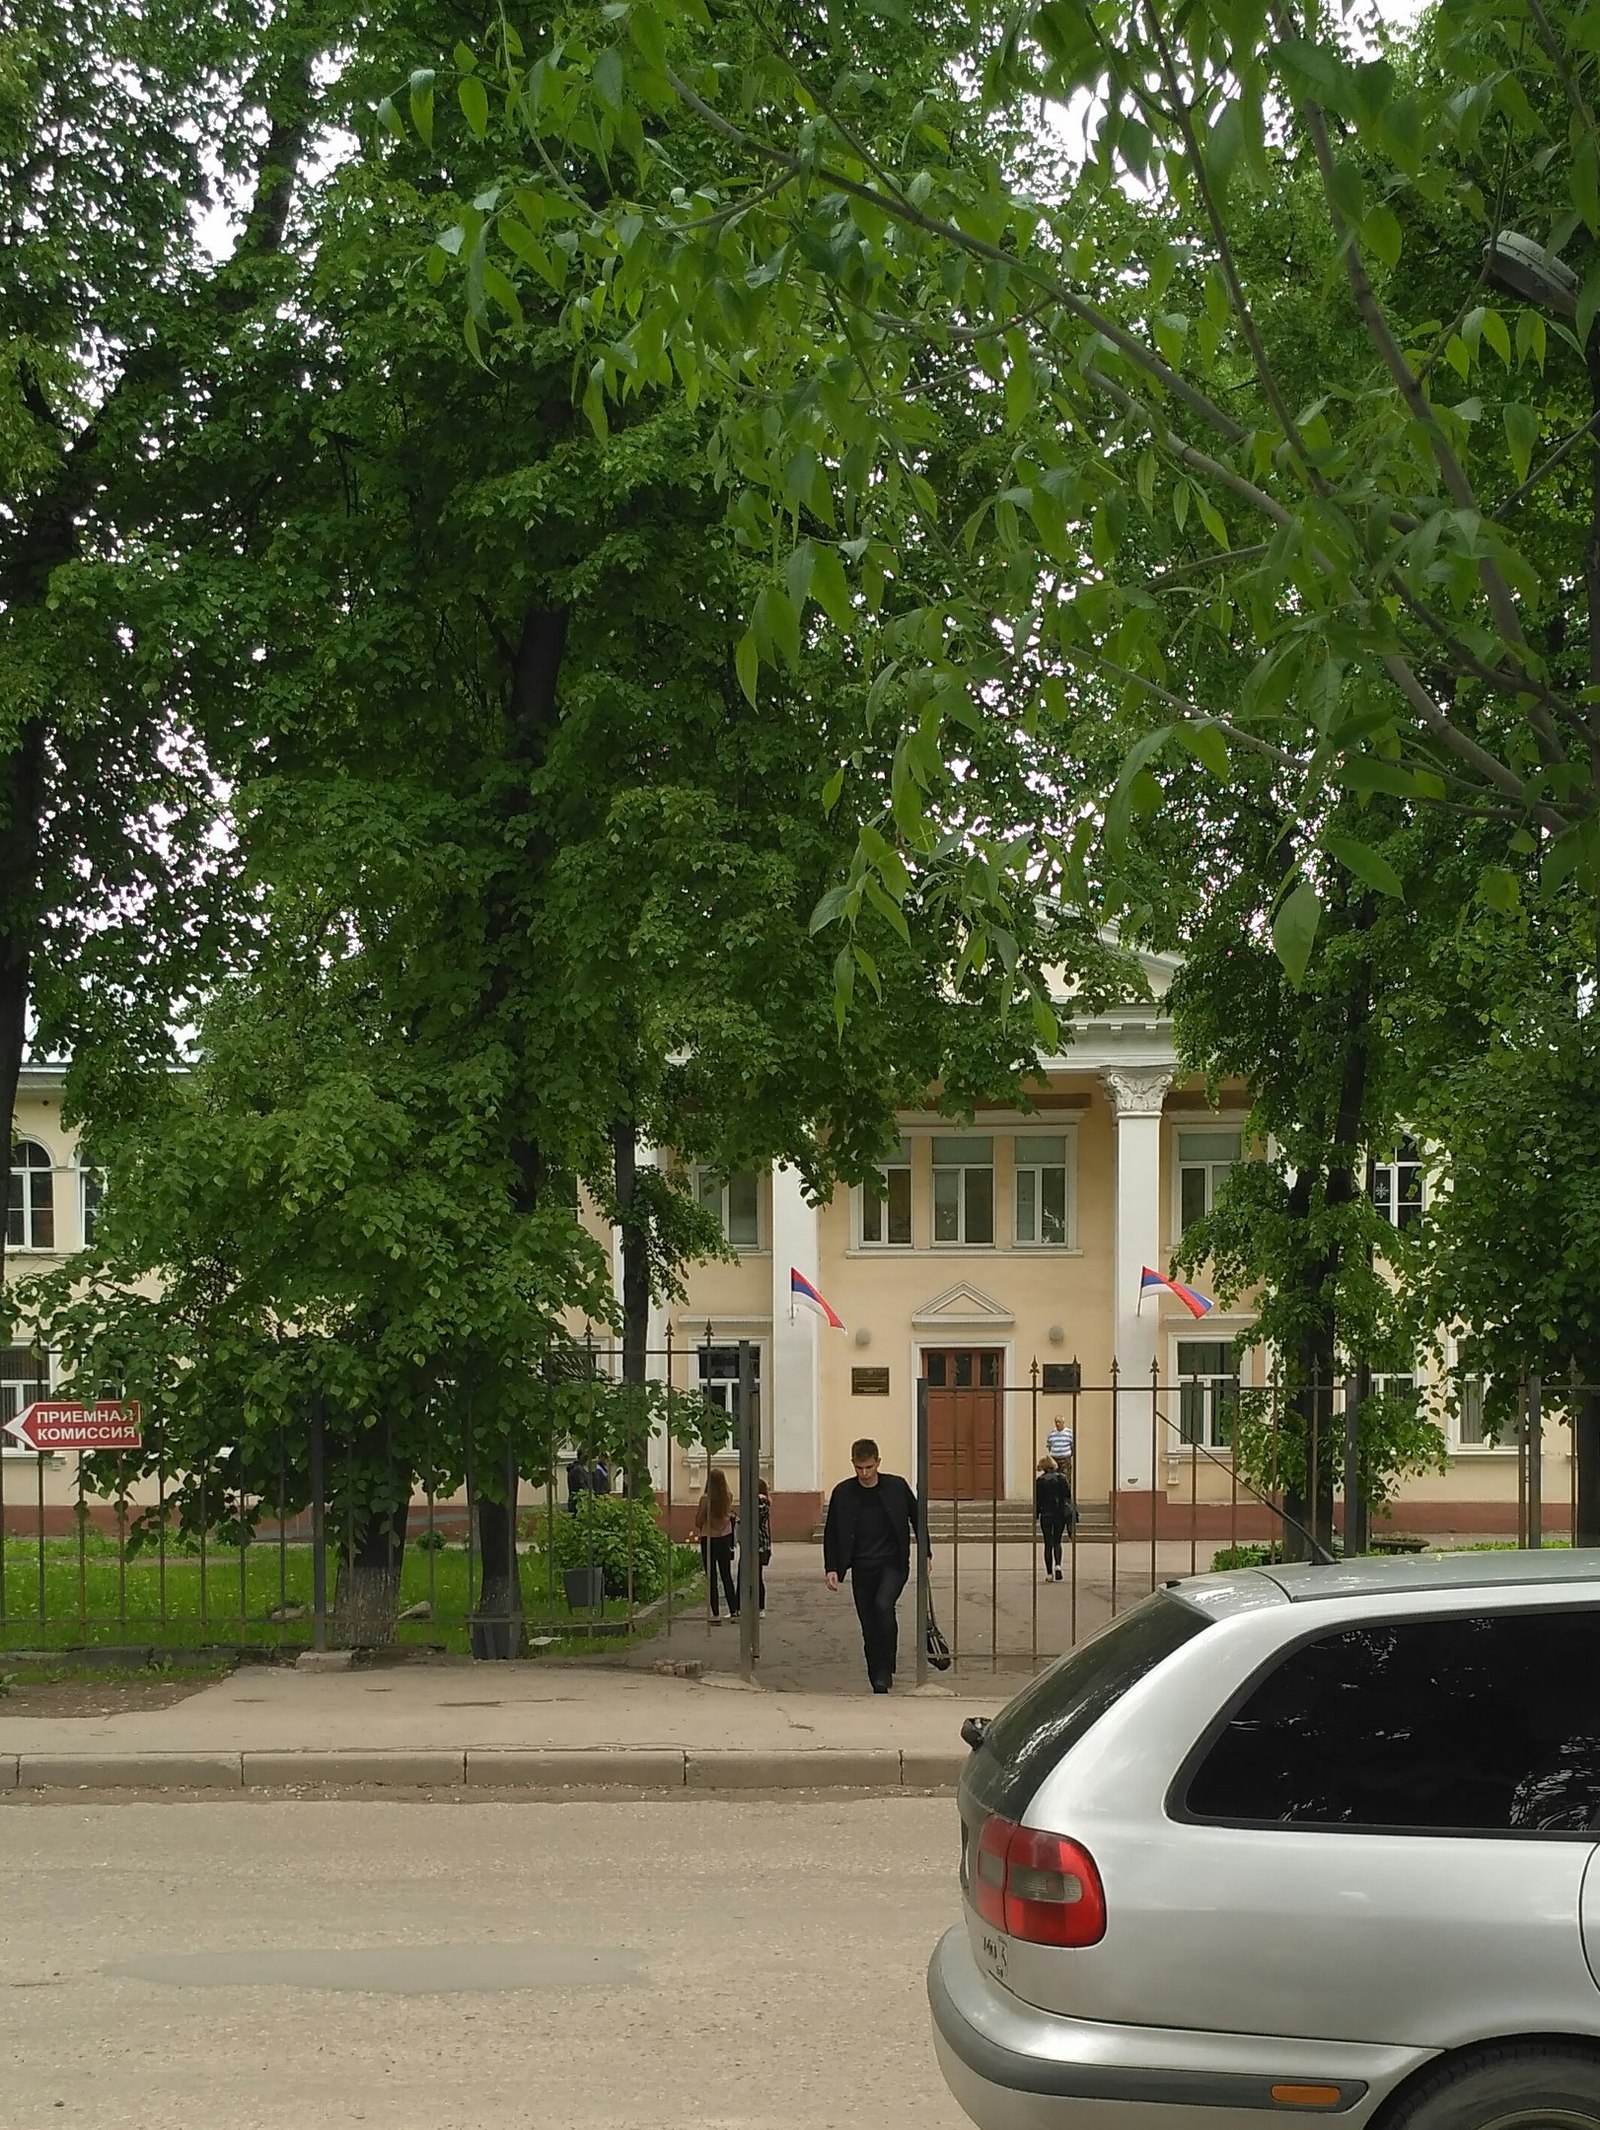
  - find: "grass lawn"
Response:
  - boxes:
[0,1530,705,1656]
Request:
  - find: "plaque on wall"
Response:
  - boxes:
[851,1366,891,1397]
[1041,1362,1082,1394]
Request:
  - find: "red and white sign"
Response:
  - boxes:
[2,1400,143,1453]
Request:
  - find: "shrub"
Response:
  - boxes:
[1209,1543,1284,1572]
[551,1496,692,1605]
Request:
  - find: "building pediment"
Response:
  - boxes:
[911,1282,1015,1330]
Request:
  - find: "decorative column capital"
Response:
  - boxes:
[1101,1066,1174,1119]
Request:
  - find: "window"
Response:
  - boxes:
[695,1168,760,1248]
[698,1343,761,1454]
[1371,1137,1423,1229]
[9,1140,54,1250]
[1177,1338,1238,1448]
[1185,1608,1600,1832]
[1458,1377,1489,1447]
[1015,1134,1071,1246]
[860,1141,912,1247]
[963,1593,1211,1829]
[1177,1130,1241,1234]
[0,1346,50,1453]
[932,1135,994,1246]
[80,1167,103,1245]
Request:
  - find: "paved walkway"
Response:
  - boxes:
[648,1538,1205,1691]
[0,1539,1205,1792]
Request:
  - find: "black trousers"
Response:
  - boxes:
[702,1535,738,1617]
[851,1559,908,1686]
[1040,1518,1067,1575]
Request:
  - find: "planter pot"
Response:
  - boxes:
[562,1566,606,1611]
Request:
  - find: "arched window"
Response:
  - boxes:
[9,1141,54,1251]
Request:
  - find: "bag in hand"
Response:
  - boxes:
[925,1601,952,1672]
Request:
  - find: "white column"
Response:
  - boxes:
[769,1163,820,1493]
[1103,1068,1172,1494]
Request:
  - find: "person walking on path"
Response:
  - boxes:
[692,1468,739,1621]
[744,1477,772,1615]
[1035,1455,1074,1582]
[822,1438,928,1693]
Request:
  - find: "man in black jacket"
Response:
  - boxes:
[822,1438,929,1693]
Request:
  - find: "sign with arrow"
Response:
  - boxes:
[2,1400,143,1453]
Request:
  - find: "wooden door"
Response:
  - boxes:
[923,1348,1004,1501]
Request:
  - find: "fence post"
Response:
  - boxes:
[915,1374,930,1687]
[738,1339,758,1681]
[1528,1373,1543,1550]
[1342,1374,1360,1557]
[309,1390,328,1653]
[1148,1358,1160,1596]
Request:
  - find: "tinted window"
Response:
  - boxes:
[964,1592,1210,1823]
[1187,1607,1600,1832]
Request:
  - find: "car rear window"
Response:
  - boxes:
[963,1591,1211,1822]
[1183,1605,1600,1832]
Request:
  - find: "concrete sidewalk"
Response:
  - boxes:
[0,1652,997,1795]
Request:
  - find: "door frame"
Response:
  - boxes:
[915,1342,1015,1502]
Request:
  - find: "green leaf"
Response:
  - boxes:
[594,44,625,111]
[1503,403,1538,486]
[1175,722,1230,779]
[376,95,405,140]
[1323,831,1403,898]
[735,630,759,708]
[1478,865,1520,912]
[1364,203,1402,270]
[581,359,609,440]
[408,69,435,147]
[809,882,850,934]
[458,74,490,137]
[1272,878,1321,986]
[820,765,846,813]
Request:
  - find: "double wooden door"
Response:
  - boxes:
[923,1348,1004,1502]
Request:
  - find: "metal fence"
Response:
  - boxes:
[0,1346,1583,1679]
[0,1334,764,1666]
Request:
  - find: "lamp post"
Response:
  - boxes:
[1485,233,1600,1544]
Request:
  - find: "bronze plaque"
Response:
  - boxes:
[851,1366,891,1397]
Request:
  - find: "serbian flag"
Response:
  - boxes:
[1141,1266,1214,1319]
[791,1268,845,1330]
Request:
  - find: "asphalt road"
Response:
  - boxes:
[0,1796,971,2130]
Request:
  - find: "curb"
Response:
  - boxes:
[1,1748,965,1795]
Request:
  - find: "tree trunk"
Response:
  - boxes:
[0,719,47,1304]
[470,1477,524,1661]
[1576,1390,1600,1548]
[331,1499,409,1648]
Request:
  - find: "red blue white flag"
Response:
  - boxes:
[791,1268,845,1330]
[1140,1266,1215,1319]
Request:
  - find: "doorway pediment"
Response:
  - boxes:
[911,1282,1015,1330]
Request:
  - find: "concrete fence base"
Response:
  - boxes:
[0,1747,968,1795]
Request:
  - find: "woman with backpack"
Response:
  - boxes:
[691,1467,739,1620]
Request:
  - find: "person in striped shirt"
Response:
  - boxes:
[1046,1422,1074,1464]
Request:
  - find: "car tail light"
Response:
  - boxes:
[973,1815,1106,1946]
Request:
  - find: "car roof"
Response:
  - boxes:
[1176,1549,1600,1615]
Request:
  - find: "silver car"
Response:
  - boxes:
[930,1553,1600,2130]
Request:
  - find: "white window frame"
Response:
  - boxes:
[1173,1333,1242,1451]
[1013,1129,1076,1249]
[9,1138,56,1253]
[79,1162,103,1248]
[696,1339,768,1463]
[857,1141,913,1249]
[1174,1121,1245,1240]
[931,1134,996,1249]
[1370,1137,1425,1231]
[693,1167,763,1251]
[0,1344,54,1458]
